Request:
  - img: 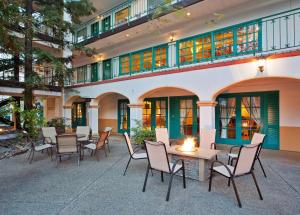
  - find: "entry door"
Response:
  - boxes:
[72,103,86,129]
[118,99,130,133]
[103,59,112,80]
[102,16,111,32]
[91,63,98,82]
[169,96,198,139]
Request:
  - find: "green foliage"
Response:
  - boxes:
[47,117,68,134]
[131,120,156,145]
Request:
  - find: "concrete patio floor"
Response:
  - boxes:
[0,135,299,215]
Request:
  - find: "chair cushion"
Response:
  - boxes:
[132,152,147,159]
[228,153,238,159]
[169,162,182,173]
[213,165,234,177]
[85,143,96,150]
[35,144,53,151]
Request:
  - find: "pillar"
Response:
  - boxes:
[197,101,218,131]
[128,103,143,135]
[63,105,72,129]
[88,102,99,134]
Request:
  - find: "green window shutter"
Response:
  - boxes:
[91,63,98,82]
[103,59,112,80]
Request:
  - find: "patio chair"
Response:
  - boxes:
[76,126,90,143]
[143,141,186,201]
[56,134,80,166]
[103,127,113,153]
[24,131,53,164]
[208,142,263,208]
[155,128,170,148]
[199,129,216,149]
[84,131,109,161]
[123,132,147,176]
[227,133,267,177]
[42,127,57,145]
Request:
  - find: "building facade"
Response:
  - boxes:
[65,0,300,152]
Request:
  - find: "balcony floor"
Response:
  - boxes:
[0,136,299,215]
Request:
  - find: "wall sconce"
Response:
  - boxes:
[257,57,266,73]
[169,33,175,42]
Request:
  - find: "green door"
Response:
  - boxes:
[118,99,130,133]
[91,22,99,37]
[169,96,198,139]
[215,91,279,149]
[142,98,168,130]
[102,16,111,32]
[103,59,112,80]
[71,102,86,129]
[91,63,98,82]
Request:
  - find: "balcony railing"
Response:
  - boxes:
[68,8,300,86]
[74,0,189,44]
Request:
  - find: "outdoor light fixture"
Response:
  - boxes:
[257,57,266,73]
[169,33,175,42]
[126,33,130,37]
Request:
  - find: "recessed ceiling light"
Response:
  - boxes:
[126,34,130,37]
[187,12,191,16]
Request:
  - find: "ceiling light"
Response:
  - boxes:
[187,12,191,16]
[126,34,130,37]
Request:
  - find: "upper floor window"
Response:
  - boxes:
[77,66,87,83]
[154,46,167,69]
[91,22,99,37]
[77,28,87,42]
[142,49,152,70]
[131,52,141,73]
[195,34,212,61]
[237,22,260,54]
[179,40,193,65]
[115,7,130,26]
[214,29,234,58]
[120,55,130,75]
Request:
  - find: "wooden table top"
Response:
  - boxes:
[167,145,220,160]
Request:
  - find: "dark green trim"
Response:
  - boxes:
[118,99,130,133]
[143,97,168,130]
[103,59,112,80]
[91,62,98,82]
[71,102,87,128]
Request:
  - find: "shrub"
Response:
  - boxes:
[131,120,156,145]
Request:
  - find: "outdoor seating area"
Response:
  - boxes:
[0,134,299,214]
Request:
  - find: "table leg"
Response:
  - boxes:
[199,159,206,182]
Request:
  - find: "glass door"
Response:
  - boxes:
[72,102,86,129]
[91,63,98,82]
[103,59,112,80]
[118,99,130,133]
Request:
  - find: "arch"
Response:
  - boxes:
[211,77,300,101]
[137,86,200,103]
[65,95,82,106]
[91,91,130,106]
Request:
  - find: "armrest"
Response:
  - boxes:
[210,160,233,177]
[229,145,241,153]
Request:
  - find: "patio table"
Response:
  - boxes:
[167,145,220,181]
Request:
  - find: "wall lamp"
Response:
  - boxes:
[257,57,266,73]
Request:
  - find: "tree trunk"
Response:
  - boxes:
[24,0,33,110]
[13,54,20,82]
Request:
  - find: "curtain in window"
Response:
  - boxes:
[251,97,261,131]
[220,98,235,138]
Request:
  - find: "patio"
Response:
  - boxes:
[0,135,299,215]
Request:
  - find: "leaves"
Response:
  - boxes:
[131,120,156,145]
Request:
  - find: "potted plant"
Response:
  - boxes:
[47,117,67,134]
[131,120,156,148]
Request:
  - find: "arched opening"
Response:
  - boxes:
[213,77,300,152]
[138,87,200,139]
[66,96,90,129]
[94,92,130,134]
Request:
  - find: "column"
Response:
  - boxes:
[88,104,99,134]
[128,103,143,135]
[197,101,218,131]
[63,105,72,130]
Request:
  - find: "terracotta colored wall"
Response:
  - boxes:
[280,127,300,152]
[99,119,118,133]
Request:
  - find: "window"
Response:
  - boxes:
[195,35,212,61]
[120,55,130,75]
[218,97,236,139]
[102,16,111,32]
[91,22,99,37]
[155,100,167,128]
[143,101,152,130]
[77,28,87,42]
[154,46,167,69]
[214,29,234,57]
[148,0,165,10]
[179,99,194,136]
[237,23,260,54]
[142,49,152,70]
[77,66,87,83]
[103,59,112,80]
[179,40,193,64]
[115,7,130,26]
[131,53,141,73]
[241,96,261,140]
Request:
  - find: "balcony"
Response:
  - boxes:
[74,0,203,45]
[68,8,300,87]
